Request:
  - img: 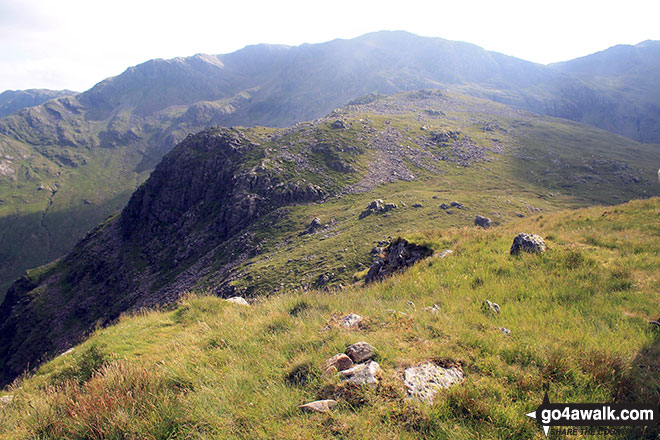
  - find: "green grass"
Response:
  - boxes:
[2,197,659,439]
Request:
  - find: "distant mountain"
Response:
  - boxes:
[0,89,76,118]
[1,31,660,297]
[1,90,659,386]
[551,40,660,142]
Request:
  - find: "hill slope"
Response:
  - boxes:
[3,32,660,295]
[0,89,76,118]
[1,197,659,439]
[551,40,660,143]
[1,90,658,387]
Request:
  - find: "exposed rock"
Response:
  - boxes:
[404,362,464,404]
[510,233,546,255]
[340,313,364,329]
[340,361,381,387]
[299,399,337,413]
[412,203,423,208]
[0,395,13,405]
[226,297,249,306]
[449,201,463,208]
[359,199,396,219]
[314,272,335,288]
[440,203,450,210]
[515,212,525,218]
[345,341,376,363]
[425,304,441,313]
[437,249,453,258]
[331,120,349,130]
[474,215,492,228]
[365,238,433,283]
[499,327,512,335]
[302,217,323,234]
[322,353,354,374]
[481,299,500,314]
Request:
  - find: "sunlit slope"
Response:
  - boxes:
[1,197,659,439]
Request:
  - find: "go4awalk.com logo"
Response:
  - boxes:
[525,384,659,437]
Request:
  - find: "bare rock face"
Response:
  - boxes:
[345,341,376,363]
[404,362,464,404]
[510,233,546,255]
[365,238,433,283]
[474,215,492,228]
[299,399,337,413]
[340,361,382,387]
[322,353,354,375]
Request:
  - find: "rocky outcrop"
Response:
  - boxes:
[403,362,464,404]
[0,127,330,387]
[359,199,397,219]
[345,342,376,364]
[365,238,433,283]
[340,361,382,387]
[510,233,546,255]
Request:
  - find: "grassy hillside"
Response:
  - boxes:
[2,90,660,388]
[1,197,659,439]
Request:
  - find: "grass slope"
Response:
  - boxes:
[1,197,659,439]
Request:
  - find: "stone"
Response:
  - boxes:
[404,363,464,404]
[437,249,453,258]
[481,299,501,314]
[345,341,376,363]
[331,120,349,130]
[499,327,512,335]
[425,304,441,313]
[412,203,423,208]
[365,238,433,283]
[306,217,322,233]
[226,297,249,306]
[340,361,381,386]
[322,353,354,374]
[449,201,463,208]
[0,395,13,405]
[340,313,364,329]
[440,203,450,210]
[474,215,492,228]
[510,233,546,255]
[299,399,337,413]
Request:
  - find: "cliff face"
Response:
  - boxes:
[0,127,328,386]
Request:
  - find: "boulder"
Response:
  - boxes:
[322,353,354,374]
[359,200,396,219]
[340,313,364,329]
[340,361,381,387]
[299,399,338,413]
[412,203,423,208]
[226,297,249,306]
[345,341,376,363]
[331,120,349,130]
[474,215,492,228]
[499,327,512,336]
[510,233,546,255]
[440,203,450,210]
[305,217,323,233]
[404,363,464,404]
[449,201,463,208]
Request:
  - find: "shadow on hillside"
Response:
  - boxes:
[619,331,660,439]
[0,190,133,302]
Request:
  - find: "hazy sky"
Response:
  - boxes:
[2,0,659,92]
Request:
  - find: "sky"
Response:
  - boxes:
[2,0,660,92]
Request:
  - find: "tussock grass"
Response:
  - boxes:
[1,198,660,439]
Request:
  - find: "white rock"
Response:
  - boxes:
[0,395,14,405]
[340,313,363,328]
[404,363,464,404]
[340,361,381,387]
[299,399,337,413]
[226,297,249,306]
